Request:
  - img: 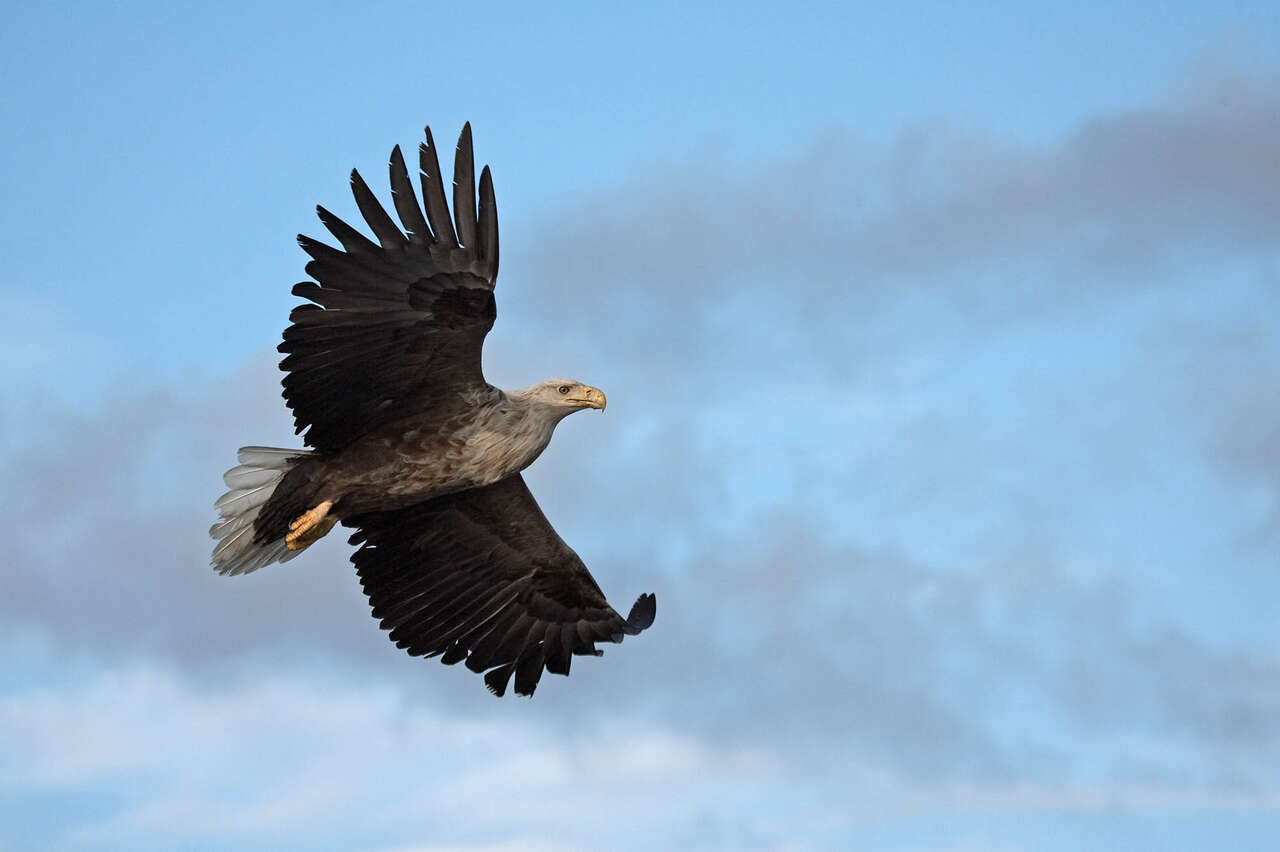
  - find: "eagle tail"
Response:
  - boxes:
[210,446,312,576]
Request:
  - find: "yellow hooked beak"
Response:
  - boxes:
[569,386,607,411]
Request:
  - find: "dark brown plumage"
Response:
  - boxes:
[210,124,655,696]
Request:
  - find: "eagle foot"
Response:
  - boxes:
[286,500,336,550]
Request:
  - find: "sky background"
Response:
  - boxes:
[3,1,1279,849]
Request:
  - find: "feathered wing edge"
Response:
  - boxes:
[468,593,656,698]
[347,475,656,697]
[277,124,500,453]
[326,123,499,279]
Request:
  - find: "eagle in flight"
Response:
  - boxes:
[210,124,655,696]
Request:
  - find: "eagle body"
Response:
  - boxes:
[257,383,576,530]
[210,125,654,696]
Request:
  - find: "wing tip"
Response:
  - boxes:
[484,662,515,697]
[625,593,657,634]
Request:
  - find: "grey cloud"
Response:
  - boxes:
[1205,361,1280,549]
[1059,615,1280,765]
[3,362,994,776]
[5,353,1280,798]
[1139,288,1280,553]
[1,357,384,676]
[499,62,1279,378]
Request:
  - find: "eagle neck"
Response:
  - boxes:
[493,390,565,474]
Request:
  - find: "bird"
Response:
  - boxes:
[209,124,655,697]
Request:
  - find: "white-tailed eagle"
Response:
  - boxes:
[210,125,655,696]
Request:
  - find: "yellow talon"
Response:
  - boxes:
[285,500,335,550]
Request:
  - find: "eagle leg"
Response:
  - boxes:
[286,499,336,550]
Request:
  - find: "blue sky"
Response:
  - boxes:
[3,2,1279,850]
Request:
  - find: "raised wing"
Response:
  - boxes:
[346,474,656,696]
[280,124,501,453]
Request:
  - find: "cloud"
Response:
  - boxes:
[498,59,1280,376]
[1136,279,1280,557]
[0,664,789,851]
[4,354,1279,804]
[5,647,1279,852]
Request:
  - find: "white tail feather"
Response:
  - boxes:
[223,465,281,489]
[210,446,312,576]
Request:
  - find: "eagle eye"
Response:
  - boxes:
[557,385,570,395]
